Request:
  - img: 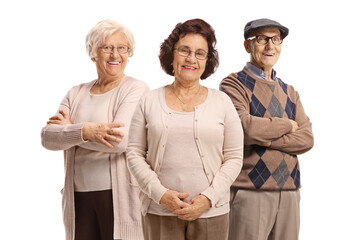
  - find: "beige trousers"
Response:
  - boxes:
[142,213,229,240]
[229,189,300,240]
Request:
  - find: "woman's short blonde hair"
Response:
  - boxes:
[86,19,135,58]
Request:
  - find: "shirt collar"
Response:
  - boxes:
[245,62,277,82]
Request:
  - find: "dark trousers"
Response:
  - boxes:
[74,189,114,240]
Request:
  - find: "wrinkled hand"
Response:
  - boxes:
[82,122,125,148]
[289,119,299,133]
[47,110,72,125]
[173,194,211,221]
[159,190,190,213]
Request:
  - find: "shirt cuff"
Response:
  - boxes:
[151,184,168,204]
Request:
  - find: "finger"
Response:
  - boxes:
[59,110,70,119]
[100,138,114,149]
[178,215,196,221]
[176,214,189,220]
[108,129,125,137]
[109,122,125,128]
[175,200,191,209]
[193,195,211,208]
[105,134,122,143]
[177,192,190,200]
[178,217,194,221]
[173,207,191,215]
[47,120,61,125]
[176,212,197,221]
[49,115,61,120]
[59,109,66,116]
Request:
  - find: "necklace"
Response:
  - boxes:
[171,83,202,111]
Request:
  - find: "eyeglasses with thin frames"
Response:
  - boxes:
[174,46,208,60]
[247,35,283,45]
[99,45,129,54]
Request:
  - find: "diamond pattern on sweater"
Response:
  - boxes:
[267,85,275,92]
[285,98,296,120]
[237,71,255,92]
[248,159,271,189]
[250,95,266,117]
[268,95,284,118]
[272,159,290,189]
[291,163,301,188]
[278,78,287,94]
[229,70,304,190]
[253,145,266,157]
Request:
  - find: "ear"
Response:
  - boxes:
[244,40,251,53]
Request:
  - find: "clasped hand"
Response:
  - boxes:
[47,110,125,148]
[159,190,211,221]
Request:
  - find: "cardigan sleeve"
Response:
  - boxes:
[201,93,244,206]
[126,97,168,204]
[220,74,293,145]
[78,81,149,153]
[270,90,314,155]
[41,88,87,151]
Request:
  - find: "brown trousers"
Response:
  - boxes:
[74,190,114,240]
[228,189,300,240]
[142,213,229,240]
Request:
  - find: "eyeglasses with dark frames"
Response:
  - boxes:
[247,35,283,45]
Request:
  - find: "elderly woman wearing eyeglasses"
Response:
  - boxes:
[126,18,243,240]
[41,19,149,240]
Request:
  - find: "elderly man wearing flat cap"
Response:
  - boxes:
[220,18,314,240]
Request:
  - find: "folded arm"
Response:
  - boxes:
[78,85,148,153]
[270,92,314,155]
[42,83,148,153]
[220,77,293,145]
[220,76,313,155]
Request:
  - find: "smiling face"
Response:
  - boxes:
[94,32,129,80]
[172,33,208,84]
[245,28,281,73]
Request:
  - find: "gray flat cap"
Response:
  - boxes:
[244,18,289,39]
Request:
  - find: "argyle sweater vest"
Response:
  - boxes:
[220,68,313,190]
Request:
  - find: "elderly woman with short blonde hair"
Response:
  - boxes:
[41,19,148,240]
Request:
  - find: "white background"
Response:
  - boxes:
[1,0,358,239]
